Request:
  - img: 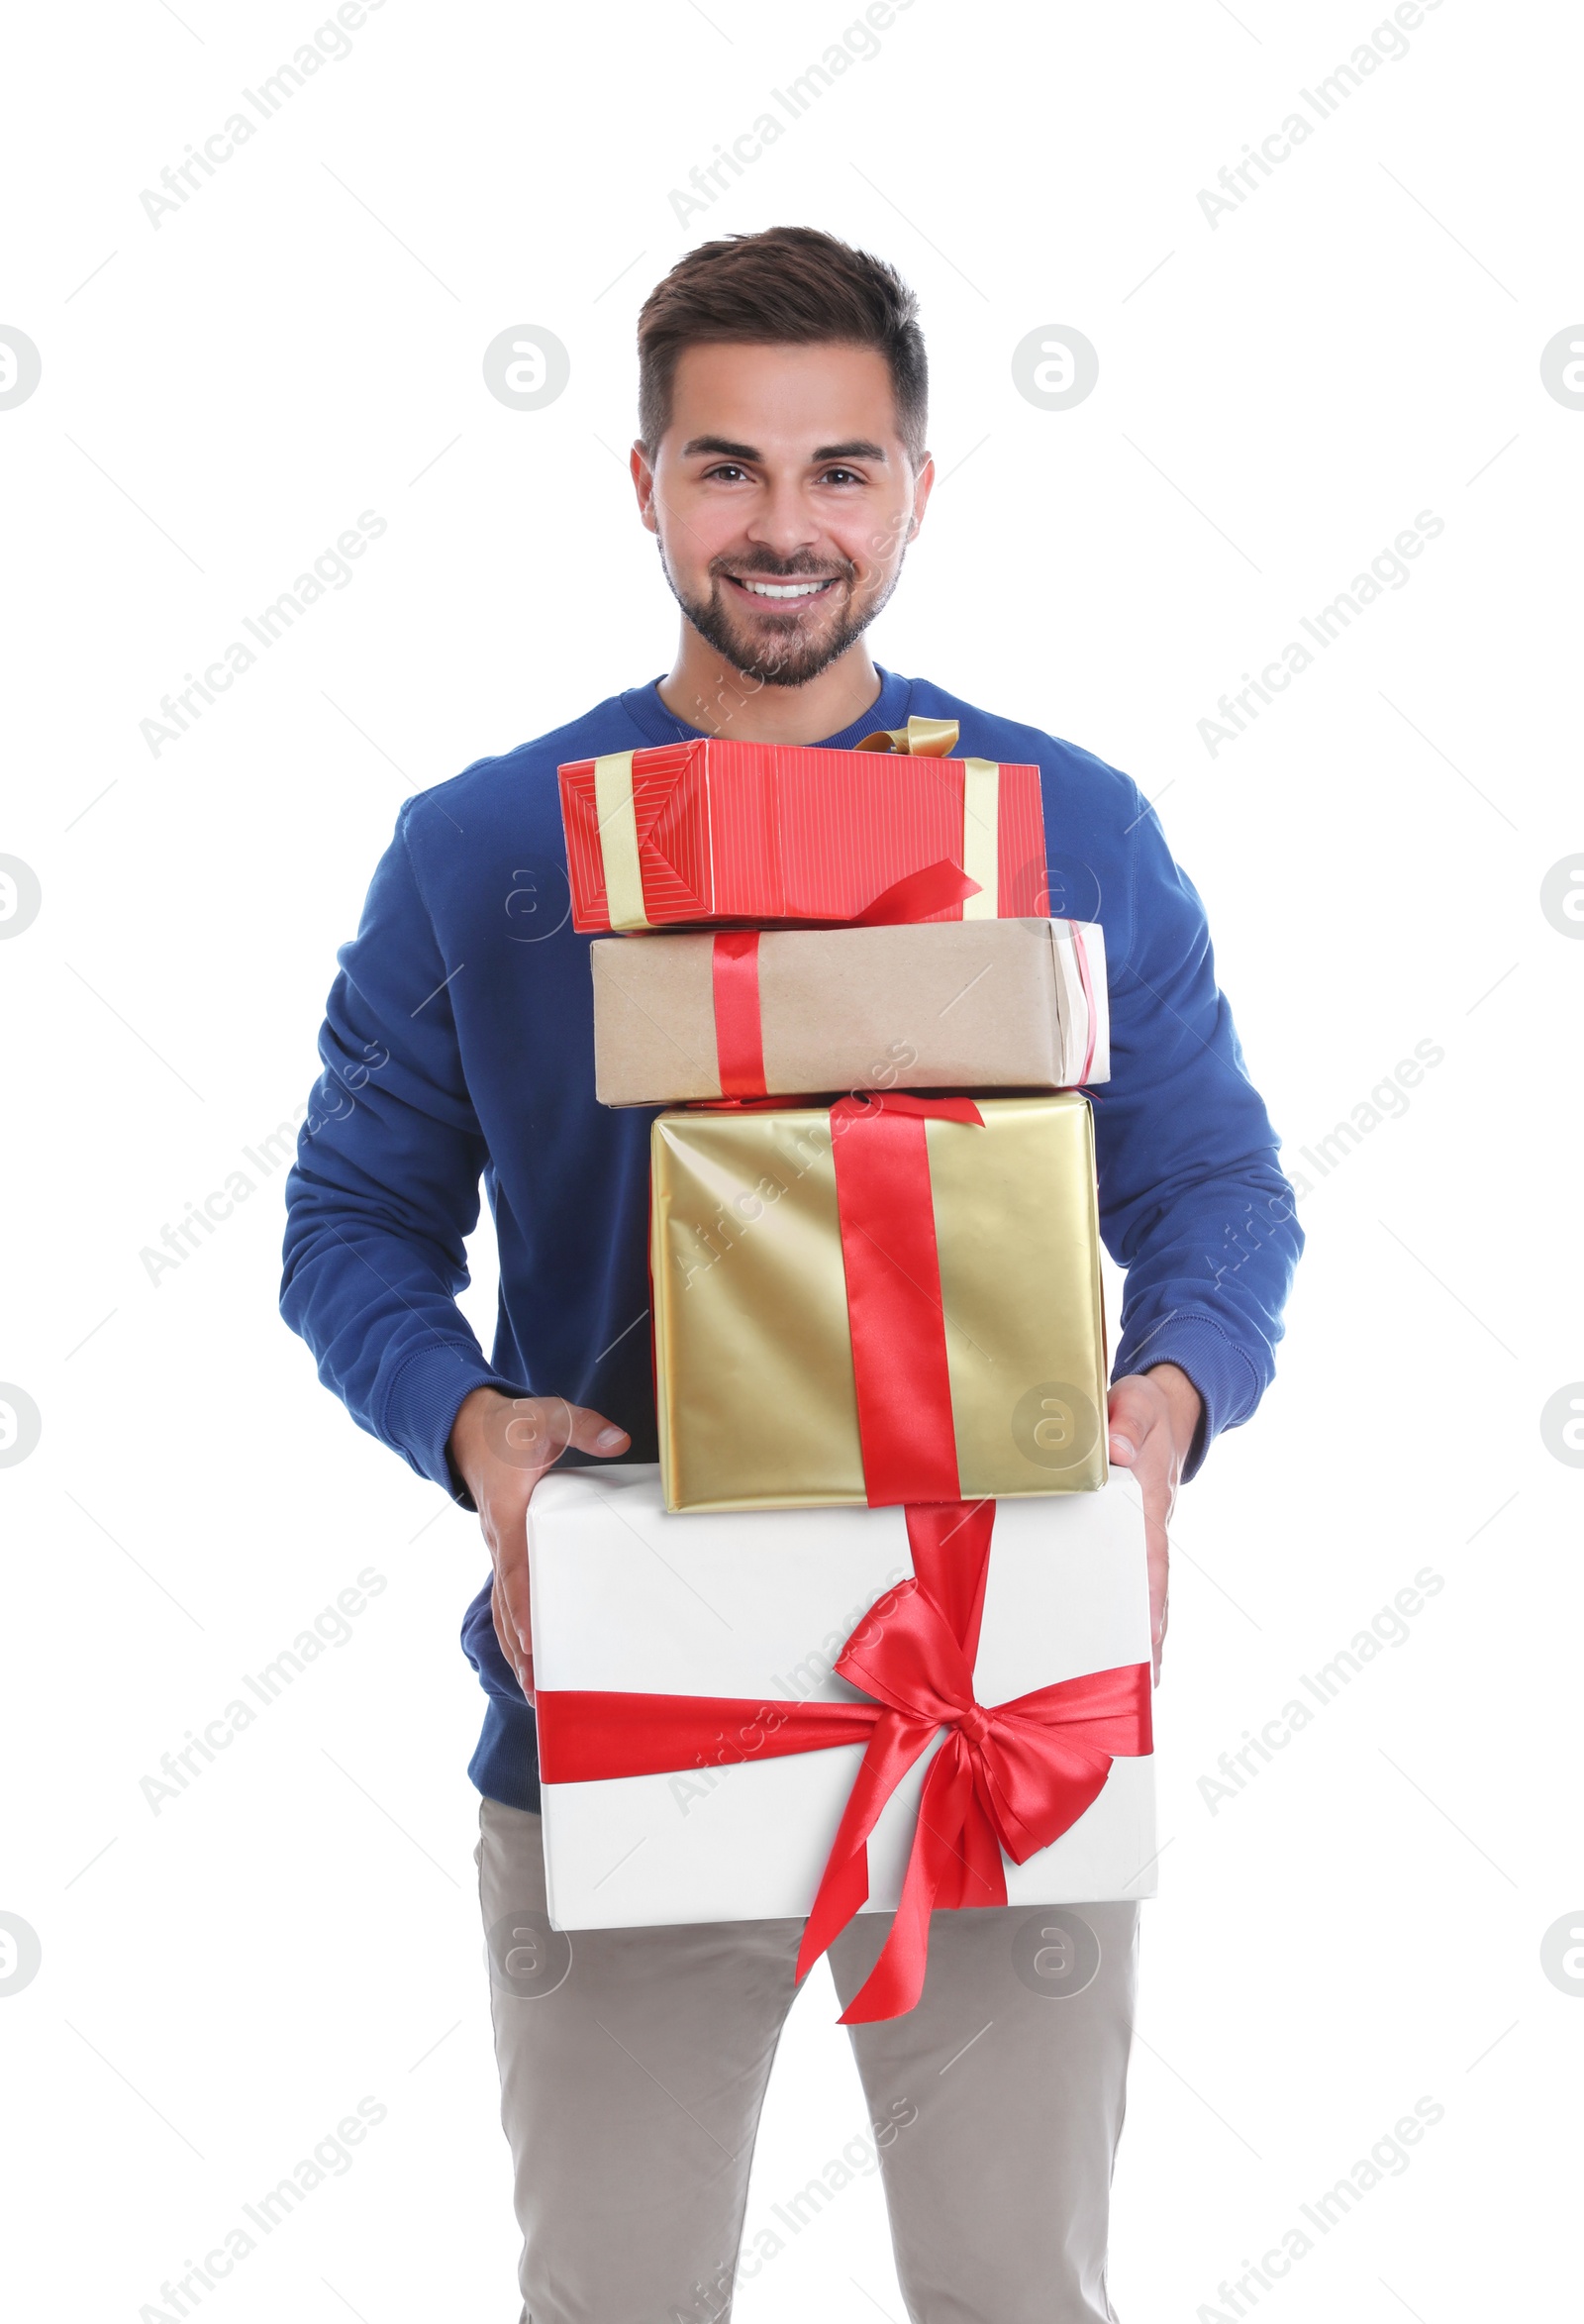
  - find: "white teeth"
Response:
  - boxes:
[740,578,830,598]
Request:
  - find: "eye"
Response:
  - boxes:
[703,462,751,482]
[819,466,864,486]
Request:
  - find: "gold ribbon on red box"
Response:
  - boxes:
[562,716,1043,932]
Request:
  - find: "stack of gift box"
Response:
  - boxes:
[529,717,1157,2022]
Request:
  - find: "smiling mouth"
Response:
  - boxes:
[723,572,842,604]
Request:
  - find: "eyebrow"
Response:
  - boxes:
[678,435,889,464]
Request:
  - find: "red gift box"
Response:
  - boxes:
[557,727,1047,933]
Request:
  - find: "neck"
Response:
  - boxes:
[656,625,883,745]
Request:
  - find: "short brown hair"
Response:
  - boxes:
[637,227,928,465]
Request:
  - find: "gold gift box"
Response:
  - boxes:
[650,1094,1108,1512]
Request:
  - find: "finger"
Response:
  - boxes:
[494,1577,535,1705]
[484,1492,534,1659]
[1136,1457,1170,1683]
[479,1396,630,1472]
[496,1537,534,1661]
[490,1571,514,1674]
[490,1572,532,1696]
[1106,1386,1154,1468]
[1149,1551,1169,1684]
[560,1404,632,1458]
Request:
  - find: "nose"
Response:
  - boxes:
[742,474,824,563]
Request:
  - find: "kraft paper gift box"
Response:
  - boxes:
[557,719,1046,934]
[589,916,1110,1107]
[530,1466,1156,2021]
[649,1091,1108,1513]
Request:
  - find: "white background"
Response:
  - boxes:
[2,1,1579,2318]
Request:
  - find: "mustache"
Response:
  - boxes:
[710,552,854,583]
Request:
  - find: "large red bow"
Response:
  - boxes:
[795,1502,1149,2019]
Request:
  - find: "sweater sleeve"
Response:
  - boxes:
[279,807,526,1489]
[1095,788,1302,1477]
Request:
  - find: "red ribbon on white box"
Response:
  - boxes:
[536,1500,1150,2022]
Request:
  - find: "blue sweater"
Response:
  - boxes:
[280,668,1301,1810]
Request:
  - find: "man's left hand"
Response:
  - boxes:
[1106,1363,1203,1684]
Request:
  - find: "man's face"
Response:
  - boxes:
[633,341,933,688]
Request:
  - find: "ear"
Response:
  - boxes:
[905,453,936,544]
[631,441,659,536]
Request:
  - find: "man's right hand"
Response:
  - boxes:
[448,1387,631,1706]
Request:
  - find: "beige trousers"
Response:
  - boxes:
[476,1795,1138,2324]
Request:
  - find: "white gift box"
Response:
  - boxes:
[530,1466,1157,1933]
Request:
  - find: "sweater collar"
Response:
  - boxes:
[619,666,914,753]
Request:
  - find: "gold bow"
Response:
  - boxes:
[854,715,960,757]
[854,716,996,917]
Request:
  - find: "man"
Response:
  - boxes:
[282,226,1301,2324]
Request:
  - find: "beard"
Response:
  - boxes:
[660,544,904,689]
